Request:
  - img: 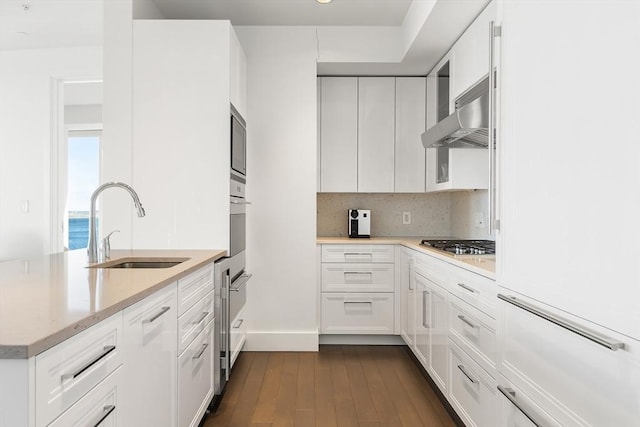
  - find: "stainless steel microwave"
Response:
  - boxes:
[230,104,246,179]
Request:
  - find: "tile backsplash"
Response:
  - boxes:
[317,193,452,237]
[317,190,491,239]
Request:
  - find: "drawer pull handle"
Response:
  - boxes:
[344,252,373,257]
[193,343,209,360]
[457,364,478,385]
[457,283,476,293]
[92,405,116,427]
[344,271,373,275]
[344,301,372,305]
[497,294,625,352]
[498,386,546,427]
[233,319,244,329]
[193,311,209,325]
[61,345,116,381]
[230,273,252,292]
[143,306,171,324]
[457,315,477,329]
[422,290,430,328]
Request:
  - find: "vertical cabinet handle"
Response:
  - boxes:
[142,306,171,324]
[92,405,116,427]
[61,346,116,381]
[488,21,502,233]
[408,259,415,290]
[422,290,429,328]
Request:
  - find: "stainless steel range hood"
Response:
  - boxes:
[422,77,489,148]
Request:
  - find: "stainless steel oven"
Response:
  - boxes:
[231,104,246,180]
[229,179,248,257]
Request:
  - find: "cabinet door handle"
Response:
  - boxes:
[92,405,116,427]
[498,386,547,427]
[408,259,415,290]
[61,346,116,381]
[422,290,430,328]
[457,314,477,329]
[193,343,209,360]
[142,306,171,324]
[192,311,209,325]
[457,364,478,385]
[498,294,625,351]
[457,283,476,293]
[233,319,244,329]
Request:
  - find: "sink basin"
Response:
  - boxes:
[89,257,189,269]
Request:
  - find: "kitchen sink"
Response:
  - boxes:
[88,257,189,269]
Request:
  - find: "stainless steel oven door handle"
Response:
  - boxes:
[230,273,252,292]
[230,200,252,205]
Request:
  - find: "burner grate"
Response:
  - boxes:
[420,239,495,256]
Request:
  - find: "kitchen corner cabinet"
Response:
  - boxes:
[425,147,489,192]
[358,77,396,192]
[319,77,358,192]
[121,283,178,427]
[318,77,426,193]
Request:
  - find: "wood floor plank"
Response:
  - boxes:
[251,353,285,423]
[328,347,359,427]
[227,352,272,426]
[271,353,300,427]
[314,348,338,427]
[296,352,315,411]
[294,408,315,427]
[342,346,379,423]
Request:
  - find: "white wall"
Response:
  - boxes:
[0,47,102,260]
[236,27,318,351]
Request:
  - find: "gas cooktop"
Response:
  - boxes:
[420,239,495,256]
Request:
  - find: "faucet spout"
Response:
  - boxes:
[87,182,145,263]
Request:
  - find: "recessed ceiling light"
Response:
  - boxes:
[316,0,333,4]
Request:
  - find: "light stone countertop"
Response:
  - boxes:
[0,249,226,359]
[317,236,496,279]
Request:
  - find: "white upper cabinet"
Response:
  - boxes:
[395,77,426,192]
[497,0,640,340]
[319,77,358,192]
[358,77,396,192]
[451,0,497,100]
[229,27,247,118]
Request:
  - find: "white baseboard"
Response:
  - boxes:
[319,334,405,345]
[245,330,319,351]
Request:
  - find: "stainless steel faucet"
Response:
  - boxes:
[87,182,146,263]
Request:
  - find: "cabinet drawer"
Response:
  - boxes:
[321,263,394,292]
[321,292,394,334]
[498,292,640,427]
[322,245,395,263]
[449,295,496,376]
[178,290,214,355]
[35,313,123,427]
[230,307,247,369]
[178,263,214,316]
[178,319,214,427]
[444,264,496,318]
[48,367,121,427]
[449,341,497,427]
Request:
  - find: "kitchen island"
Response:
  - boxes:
[0,249,226,359]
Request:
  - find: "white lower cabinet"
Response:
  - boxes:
[400,248,416,347]
[48,367,122,427]
[178,319,215,427]
[35,312,123,427]
[414,273,429,367]
[321,293,394,334]
[449,341,496,427]
[496,374,562,427]
[122,283,178,427]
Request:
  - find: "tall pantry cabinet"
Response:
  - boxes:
[495,0,640,425]
[131,20,246,250]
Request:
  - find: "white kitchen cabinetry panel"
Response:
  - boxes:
[449,295,496,376]
[178,263,214,316]
[322,245,395,264]
[425,147,489,192]
[441,261,495,318]
[321,262,394,293]
[497,292,640,427]
[178,290,214,355]
[230,307,247,368]
[35,313,122,427]
[395,77,426,192]
[48,367,122,427]
[358,77,396,192]
[229,27,247,119]
[400,248,416,347]
[449,340,497,427]
[321,293,394,334]
[414,272,429,367]
[122,283,177,427]
[451,0,496,100]
[319,77,358,192]
[498,0,640,340]
[178,319,214,427]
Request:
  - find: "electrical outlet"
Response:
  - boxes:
[402,211,411,225]
[474,212,484,227]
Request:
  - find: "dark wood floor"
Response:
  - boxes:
[204,345,457,427]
